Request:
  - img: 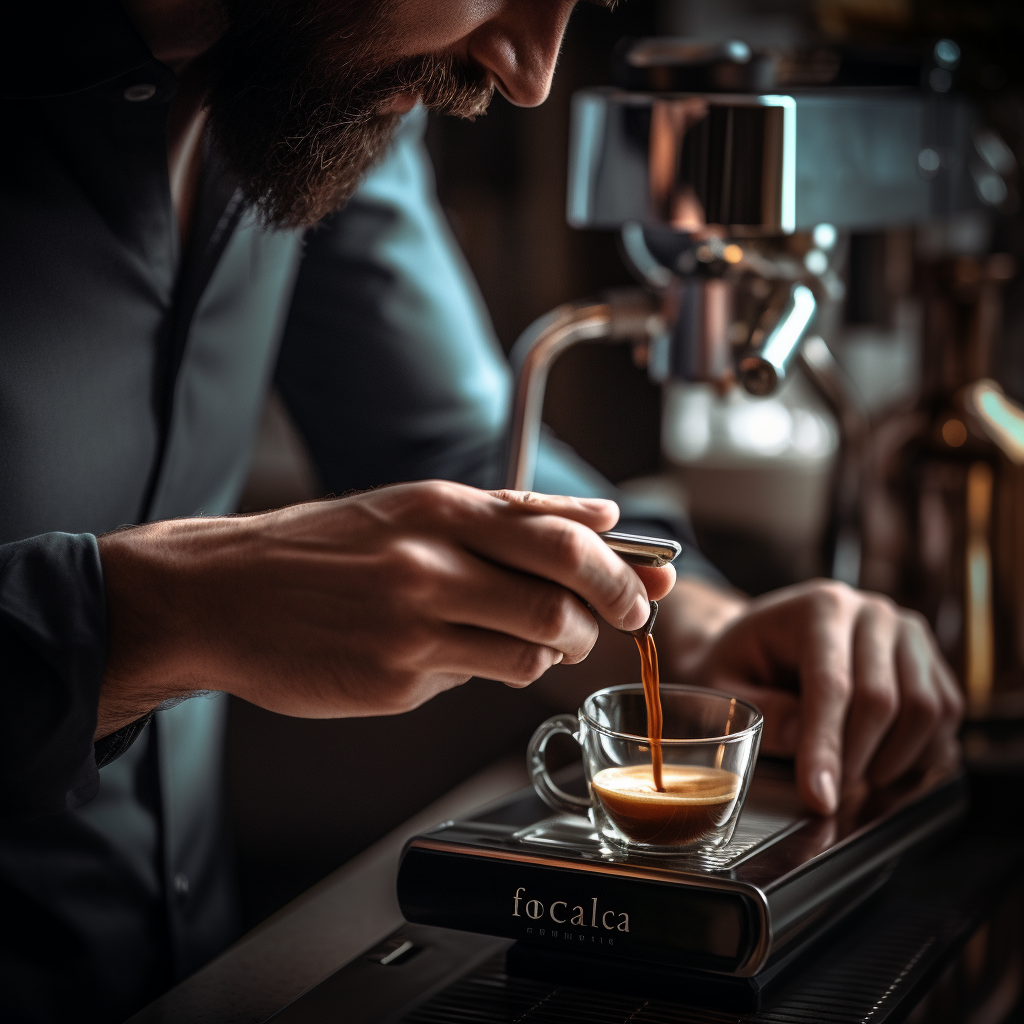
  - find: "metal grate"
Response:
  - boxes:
[401,929,933,1024]
[673,808,804,871]
[514,807,802,872]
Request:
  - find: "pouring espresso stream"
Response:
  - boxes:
[599,533,677,795]
[628,600,664,792]
[594,534,743,846]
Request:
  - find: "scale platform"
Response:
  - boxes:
[395,760,967,1008]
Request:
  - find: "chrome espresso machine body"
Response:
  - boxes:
[506,38,985,497]
[506,37,1024,723]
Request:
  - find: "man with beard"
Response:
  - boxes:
[1,0,962,1020]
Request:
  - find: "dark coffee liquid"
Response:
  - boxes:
[610,631,742,845]
[634,633,664,791]
[592,765,740,846]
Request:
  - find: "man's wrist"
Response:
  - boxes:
[95,522,200,739]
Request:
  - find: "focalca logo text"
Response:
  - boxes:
[512,887,630,932]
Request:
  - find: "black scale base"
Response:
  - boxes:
[271,834,1024,1024]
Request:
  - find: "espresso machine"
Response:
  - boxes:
[264,38,1024,1024]
[504,36,1024,727]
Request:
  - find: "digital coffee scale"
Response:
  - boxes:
[266,757,1024,1024]
[395,760,968,1010]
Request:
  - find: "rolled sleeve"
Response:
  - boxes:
[0,532,107,818]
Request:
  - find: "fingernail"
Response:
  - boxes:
[813,769,838,814]
[551,651,564,665]
[580,497,614,511]
[624,594,649,631]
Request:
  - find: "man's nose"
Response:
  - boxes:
[469,1,575,107]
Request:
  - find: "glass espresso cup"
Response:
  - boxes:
[528,685,762,852]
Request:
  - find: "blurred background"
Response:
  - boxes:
[227,0,1024,969]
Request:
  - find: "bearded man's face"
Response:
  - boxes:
[202,0,495,228]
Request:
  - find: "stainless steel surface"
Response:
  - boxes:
[667,276,736,385]
[504,292,663,491]
[125,755,530,1024]
[599,531,681,568]
[502,277,818,494]
[568,87,979,232]
[568,88,794,233]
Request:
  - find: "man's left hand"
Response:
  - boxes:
[661,577,964,815]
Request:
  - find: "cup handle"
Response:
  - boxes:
[527,714,591,816]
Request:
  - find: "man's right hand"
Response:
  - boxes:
[95,482,675,738]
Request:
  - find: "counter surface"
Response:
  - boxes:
[126,755,529,1024]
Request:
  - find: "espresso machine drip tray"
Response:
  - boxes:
[395,760,966,998]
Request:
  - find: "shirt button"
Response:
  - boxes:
[172,873,190,899]
[124,83,157,102]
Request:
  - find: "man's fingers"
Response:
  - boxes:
[489,490,620,532]
[462,506,651,631]
[706,679,799,756]
[420,547,599,663]
[929,637,966,725]
[633,563,677,602]
[428,623,566,687]
[842,602,900,785]
[490,489,678,607]
[915,726,962,780]
[867,616,945,786]
[795,589,857,814]
[672,576,963,817]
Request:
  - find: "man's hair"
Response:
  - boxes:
[202,0,493,228]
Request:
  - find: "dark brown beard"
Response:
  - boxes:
[202,1,494,228]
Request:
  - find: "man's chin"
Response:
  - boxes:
[211,112,402,229]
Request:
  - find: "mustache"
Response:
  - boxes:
[203,38,495,228]
[363,52,495,118]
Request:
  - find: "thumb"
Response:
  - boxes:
[633,563,676,602]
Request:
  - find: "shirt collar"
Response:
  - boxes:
[5,0,154,99]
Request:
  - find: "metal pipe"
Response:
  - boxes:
[738,282,818,396]
[505,292,662,490]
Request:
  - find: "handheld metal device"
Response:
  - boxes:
[599,531,681,568]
